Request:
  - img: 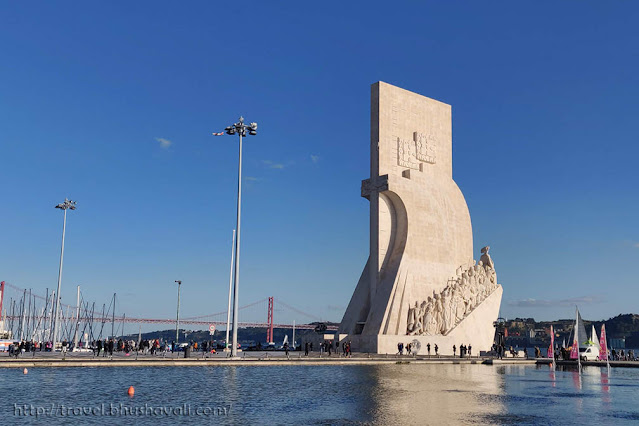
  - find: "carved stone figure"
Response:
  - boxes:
[480,246,494,270]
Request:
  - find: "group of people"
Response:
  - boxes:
[396,342,475,357]
[7,340,51,357]
[313,340,352,357]
[491,343,511,359]
[452,344,472,358]
[397,342,415,355]
[611,349,636,361]
[6,339,83,357]
[407,247,498,336]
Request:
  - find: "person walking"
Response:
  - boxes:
[427,343,431,357]
[435,344,439,356]
[453,344,456,357]
[305,342,309,356]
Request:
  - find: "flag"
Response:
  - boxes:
[212,132,225,136]
[570,339,579,359]
[599,324,608,361]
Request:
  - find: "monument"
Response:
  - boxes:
[339,82,503,354]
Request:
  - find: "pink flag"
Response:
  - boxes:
[570,339,579,360]
[599,324,608,361]
[548,325,554,359]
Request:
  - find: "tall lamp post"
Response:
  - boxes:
[52,198,77,348]
[223,117,257,357]
[175,280,182,345]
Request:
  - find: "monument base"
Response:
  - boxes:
[345,286,502,355]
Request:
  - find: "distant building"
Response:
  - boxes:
[625,332,639,349]
[609,337,625,349]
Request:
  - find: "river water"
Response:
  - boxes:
[2,364,638,425]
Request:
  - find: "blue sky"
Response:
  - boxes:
[1,2,638,326]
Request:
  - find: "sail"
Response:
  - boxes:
[577,310,588,349]
[569,307,582,359]
[591,325,600,350]
[599,324,608,361]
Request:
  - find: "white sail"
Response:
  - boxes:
[591,325,600,350]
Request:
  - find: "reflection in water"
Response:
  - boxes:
[365,364,504,424]
[2,364,639,425]
[601,371,611,405]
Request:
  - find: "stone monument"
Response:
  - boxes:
[339,82,503,354]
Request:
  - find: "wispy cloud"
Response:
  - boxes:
[310,154,320,163]
[262,160,284,169]
[244,176,260,182]
[508,295,605,308]
[327,304,344,312]
[155,137,172,149]
[633,242,639,248]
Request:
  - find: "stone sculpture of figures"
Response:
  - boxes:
[406,247,499,336]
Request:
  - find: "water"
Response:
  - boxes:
[2,364,638,424]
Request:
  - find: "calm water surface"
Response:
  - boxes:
[2,364,638,425]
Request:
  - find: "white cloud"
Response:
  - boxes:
[508,295,605,308]
[262,160,284,169]
[244,176,260,182]
[155,137,172,149]
[310,154,320,163]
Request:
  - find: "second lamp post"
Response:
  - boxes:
[224,117,257,357]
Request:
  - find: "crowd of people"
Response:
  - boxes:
[5,338,223,357]
[394,341,474,357]
[7,339,83,357]
[314,340,352,357]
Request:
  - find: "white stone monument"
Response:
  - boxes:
[340,82,503,355]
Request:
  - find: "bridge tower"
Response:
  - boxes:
[266,297,274,344]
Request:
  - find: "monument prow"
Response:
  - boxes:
[340,82,502,354]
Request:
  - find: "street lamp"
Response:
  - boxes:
[221,116,257,357]
[175,280,182,345]
[52,198,77,348]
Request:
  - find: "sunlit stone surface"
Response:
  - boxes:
[340,82,503,354]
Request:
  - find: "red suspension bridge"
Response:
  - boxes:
[0,281,337,342]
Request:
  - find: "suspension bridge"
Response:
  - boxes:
[0,280,337,343]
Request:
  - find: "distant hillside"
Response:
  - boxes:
[502,313,639,349]
[592,314,639,338]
